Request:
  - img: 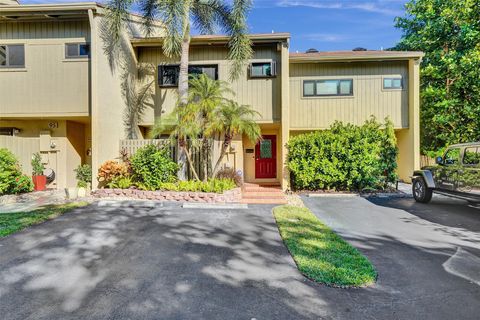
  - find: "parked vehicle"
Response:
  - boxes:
[412,142,480,203]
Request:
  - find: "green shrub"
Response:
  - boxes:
[287,118,398,191]
[130,144,178,189]
[10,175,34,194]
[0,148,33,195]
[31,153,45,176]
[74,164,92,188]
[107,176,133,189]
[156,179,236,193]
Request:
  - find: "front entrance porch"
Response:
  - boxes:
[243,125,283,186]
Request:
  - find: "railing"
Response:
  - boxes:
[119,139,212,180]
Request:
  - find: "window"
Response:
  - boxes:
[0,127,19,136]
[0,44,25,67]
[444,148,461,165]
[383,77,403,89]
[463,147,480,166]
[158,64,219,87]
[65,43,90,58]
[250,61,276,77]
[303,79,353,97]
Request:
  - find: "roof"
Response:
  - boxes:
[290,50,424,62]
[0,2,100,21]
[131,33,290,47]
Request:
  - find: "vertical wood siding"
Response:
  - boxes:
[0,136,40,175]
[138,44,281,123]
[0,21,90,116]
[289,61,409,129]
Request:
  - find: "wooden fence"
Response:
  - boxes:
[119,139,212,180]
[0,136,40,175]
[420,155,436,168]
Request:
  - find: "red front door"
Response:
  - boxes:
[255,135,277,179]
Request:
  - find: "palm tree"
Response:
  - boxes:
[188,74,233,180]
[149,103,201,181]
[208,100,261,177]
[105,0,253,180]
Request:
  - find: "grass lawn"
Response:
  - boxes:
[0,202,88,237]
[273,205,377,287]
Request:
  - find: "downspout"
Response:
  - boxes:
[88,8,98,190]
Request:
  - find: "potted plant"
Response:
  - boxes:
[31,152,46,191]
[74,164,92,198]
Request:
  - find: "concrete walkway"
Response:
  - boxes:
[0,190,67,213]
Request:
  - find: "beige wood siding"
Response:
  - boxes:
[0,20,90,116]
[138,44,281,124]
[289,61,409,129]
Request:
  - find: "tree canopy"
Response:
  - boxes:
[395,0,480,154]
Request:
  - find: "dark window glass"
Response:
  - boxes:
[158,64,218,87]
[66,43,89,58]
[79,44,90,57]
[303,79,353,97]
[0,44,25,67]
[188,65,218,80]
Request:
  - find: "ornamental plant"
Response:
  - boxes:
[0,148,33,195]
[287,118,398,191]
[31,153,45,176]
[97,160,129,185]
[74,164,92,188]
[130,144,178,190]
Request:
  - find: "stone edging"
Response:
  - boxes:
[92,187,242,203]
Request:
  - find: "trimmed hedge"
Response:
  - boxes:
[287,118,398,191]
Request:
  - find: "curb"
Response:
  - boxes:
[182,203,248,209]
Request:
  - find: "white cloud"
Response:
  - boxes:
[275,0,402,16]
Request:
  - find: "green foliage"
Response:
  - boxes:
[157,179,236,193]
[273,205,377,287]
[395,0,480,153]
[0,148,33,195]
[107,176,134,189]
[74,164,92,188]
[31,153,45,176]
[130,144,179,189]
[10,175,34,194]
[287,119,398,191]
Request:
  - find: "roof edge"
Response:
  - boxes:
[131,33,291,46]
[289,51,425,62]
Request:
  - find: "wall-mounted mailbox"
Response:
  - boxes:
[245,148,254,154]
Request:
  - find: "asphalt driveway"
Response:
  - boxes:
[1,197,480,319]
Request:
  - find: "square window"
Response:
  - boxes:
[316,80,339,95]
[8,45,25,66]
[339,80,352,95]
[159,65,179,86]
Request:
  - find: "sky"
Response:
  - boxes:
[21,0,408,52]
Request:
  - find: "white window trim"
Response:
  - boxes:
[65,43,90,59]
[302,79,354,98]
[249,60,277,78]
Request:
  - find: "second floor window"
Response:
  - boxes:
[158,64,218,87]
[303,79,353,97]
[65,43,90,58]
[383,77,403,89]
[0,44,25,68]
[250,61,276,77]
